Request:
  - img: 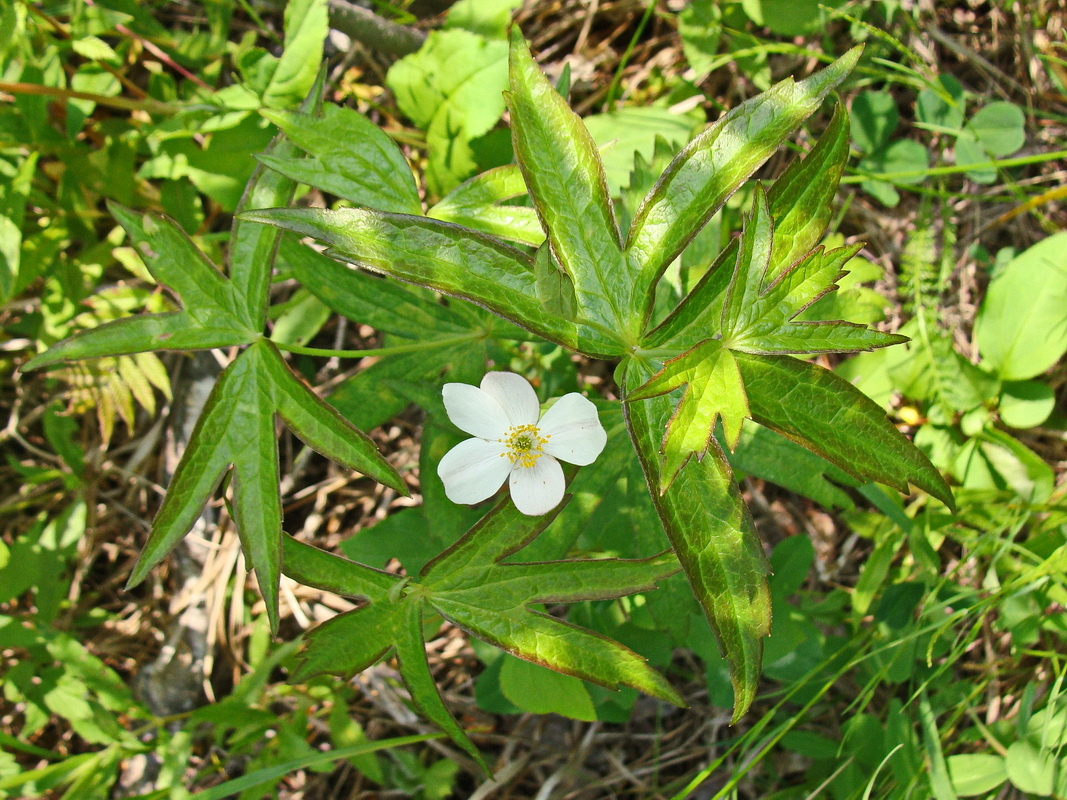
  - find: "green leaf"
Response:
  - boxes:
[965,101,1025,157]
[850,90,898,153]
[261,0,328,109]
[734,351,954,508]
[506,27,637,339]
[628,339,749,489]
[284,486,683,769]
[22,205,258,371]
[387,29,509,195]
[126,340,405,632]
[623,359,770,720]
[277,237,473,339]
[428,164,543,245]
[974,233,1067,380]
[239,206,626,357]
[498,656,596,720]
[582,107,699,193]
[999,380,1055,429]
[444,0,522,38]
[258,104,422,214]
[648,100,852,348]
[947,753,1007,797]
[232,71,324,327]
[626,48,861,326]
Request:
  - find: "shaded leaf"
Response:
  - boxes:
[735,351,954,508]
[126,340,405,632]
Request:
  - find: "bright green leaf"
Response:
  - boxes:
[628,339,749,489]
[387,29,509,195]
[947,753,1007,797]
[261,0,328,109]
[507,27,637,338]
[974,233,1067,380]
[626,47,861,325]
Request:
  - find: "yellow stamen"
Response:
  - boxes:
[499,423,550,469]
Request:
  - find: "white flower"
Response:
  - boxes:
[437,372,607,516]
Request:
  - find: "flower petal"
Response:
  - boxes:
[437,438,511,505]
[480,371,540,427]
[538,393,607,466]
[509,455,565,516]
[442,383,511,439]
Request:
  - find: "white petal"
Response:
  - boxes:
[442,383,510,439]
[480,371,540,427]
[538,393,607,466]
[509,455,565,516]
[437,438,512,504]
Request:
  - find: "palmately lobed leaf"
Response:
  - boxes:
[626,49,862,328]
[647,99,854,349]
[126,340,406,633]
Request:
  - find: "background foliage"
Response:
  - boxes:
[2,0,1066,798]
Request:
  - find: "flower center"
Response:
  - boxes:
[500,423,550,469]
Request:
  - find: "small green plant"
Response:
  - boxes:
[22,20,955,767]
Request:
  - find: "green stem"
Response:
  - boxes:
[842,148,1067,184]
[271,333,479,359]
[0,81,181,115]
[604,0,658,110]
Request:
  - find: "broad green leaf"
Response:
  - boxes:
[507,28,637,339]
[261,0,328,109]
[623,359,770,720]
[734,351,954,508]
[628,339,749,490]
[974,233,1067,380]
[22,205,257,371]
[444,0,522,38]
[387,29,509,195]
[498,656,596,721]
[126,340,406,632]
[850,90,898,153]
[626,48,861,326]
[647,100,852,348]
[240,206,626,356]
[258,104,422,215]
[947,754,1007,797]
[428,164,543,245]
